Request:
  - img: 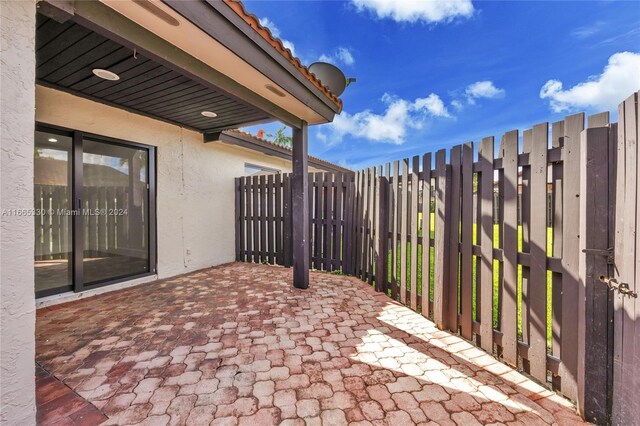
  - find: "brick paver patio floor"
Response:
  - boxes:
[36,263,587,425]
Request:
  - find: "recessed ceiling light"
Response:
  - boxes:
[201,111,218,118]
[265,84,286,97]
[92,68,120,81]
[48,138,58,143]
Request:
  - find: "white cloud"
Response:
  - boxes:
[451,99,464,110]
[414,93,451,117]
[319,47,355,66]
[571,21,605,39]
[352,0,474,24]
[321,92,451,145]
[259,17,296,56]
[465,80,505,104]
[540,51,640,113]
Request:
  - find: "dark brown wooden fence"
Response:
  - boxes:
[236,103,633,420]
[235,173,353,271]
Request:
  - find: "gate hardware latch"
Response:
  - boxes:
[582,247,614,264]
[598,276,638,298]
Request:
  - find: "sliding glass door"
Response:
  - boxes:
[34,126,156,297]
[82,139,150,284]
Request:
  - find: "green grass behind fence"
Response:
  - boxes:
[386,212,555,349]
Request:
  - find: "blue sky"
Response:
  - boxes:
[243,0,640,170]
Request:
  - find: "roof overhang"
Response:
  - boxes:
[37,0,342,133]
[209,130,352,174]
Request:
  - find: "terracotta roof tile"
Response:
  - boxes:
[224,129,351,173]
[222,0,343,111]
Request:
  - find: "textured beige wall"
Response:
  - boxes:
[35,86,320,278]
[1,1,37,424]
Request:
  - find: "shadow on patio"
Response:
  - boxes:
[36,263,587,425]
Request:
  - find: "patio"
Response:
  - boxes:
[36,263,586,426]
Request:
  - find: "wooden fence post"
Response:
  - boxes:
[376,176,389,293]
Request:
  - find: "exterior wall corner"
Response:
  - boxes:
[1,1,37,424]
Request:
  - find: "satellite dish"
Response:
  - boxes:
[309,62,352,97]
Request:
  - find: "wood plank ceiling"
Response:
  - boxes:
[36,14,272,131]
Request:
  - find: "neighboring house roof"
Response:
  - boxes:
[218,129,352,174]
[222,0,343,111]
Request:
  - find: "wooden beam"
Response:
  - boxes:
[37,0,74,23]
[292,122,309,289]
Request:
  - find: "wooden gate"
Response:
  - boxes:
[610,92,639,425]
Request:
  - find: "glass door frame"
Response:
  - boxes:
[35,123,157,297]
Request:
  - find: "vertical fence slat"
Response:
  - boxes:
[323,173,332,270]
[434,149,451,329]
[267,175,274,264]
[359,170,367,279]
[400,158,409,304]
[251,175,259,263]
[410,155,419,310]
[352,171,359,277]
[376,176,388,292]
[275,174,282,265]
[521,129,532,358]
[343,174,353,275]
[385,162,392,294]
[368,168,376,284]
[334,174,343,271]
[312,173,319,269]
[235,178,242,261]
[260,175,267,263]
[283,174,292,267]
[612,101,626,425]
[373,167,381,284]
[448,145,462,333]
[392,161,400,300]
[579,123,612,421]
[479,137,494,352]
[560,113,584,400]
[551,120,564,386]
[422,153,432,318]
[245,177,252,263]
[461,142,474,340]
[529,122,549,382]
[501,130,519,366]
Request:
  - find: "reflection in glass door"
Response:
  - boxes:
[34,126,155,297]
[34,130,73,296]
[82,139,149,285]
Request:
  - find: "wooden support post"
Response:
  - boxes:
[292,122,309,289]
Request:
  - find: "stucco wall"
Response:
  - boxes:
[35,86,323,279]
[1,1,37,424]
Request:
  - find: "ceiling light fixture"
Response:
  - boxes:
[265,84,286,97]
[48,138,58,143]
[92,69,120,81]
[201,111,218,118]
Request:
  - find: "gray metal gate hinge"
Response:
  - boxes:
[582,247,614,264]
